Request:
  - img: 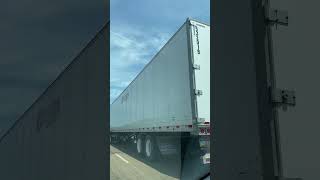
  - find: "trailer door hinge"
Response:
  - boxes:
[193,64,200,70]
[266,9,288,28]
[195,89,203,96]
[272,88,296,111]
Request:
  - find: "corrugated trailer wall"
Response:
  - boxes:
[0,23,108,180]
[110,21,193,131]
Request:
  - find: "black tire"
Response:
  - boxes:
[145,135,159,161]
[136,134,145,156]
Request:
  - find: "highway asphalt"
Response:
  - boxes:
[110,142,210,180]
[110,144,180,180]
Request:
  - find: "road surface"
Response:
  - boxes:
[110,142,210,180]
[110,144,180,180]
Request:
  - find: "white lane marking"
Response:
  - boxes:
[115,153,129,164]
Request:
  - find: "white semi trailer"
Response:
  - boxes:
[0,23,109,180]
[110,18,210,164]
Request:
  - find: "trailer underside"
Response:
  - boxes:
[110,123,210,164]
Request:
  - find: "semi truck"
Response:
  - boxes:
[110,18,210,164]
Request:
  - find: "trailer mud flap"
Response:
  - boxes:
[198,135,210,164]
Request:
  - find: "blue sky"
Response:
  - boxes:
[110,0,210,103]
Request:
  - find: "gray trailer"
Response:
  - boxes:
[0,23,109,180]
[110,19,210,163]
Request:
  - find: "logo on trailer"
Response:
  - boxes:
[36,99,60,132]
[192,24,201,54]
[121,93,129,104]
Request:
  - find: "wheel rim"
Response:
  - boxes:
[137,138,142,153]
[146,139,151,157]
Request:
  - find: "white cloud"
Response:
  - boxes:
[110,24,170,103]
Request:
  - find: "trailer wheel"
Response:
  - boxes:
[136,135,144,155]
[145,135,159,161]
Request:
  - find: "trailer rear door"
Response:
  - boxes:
[189,20,210,123]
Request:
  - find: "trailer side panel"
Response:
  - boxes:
[0,24,108,180]
[111,23,194,132]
